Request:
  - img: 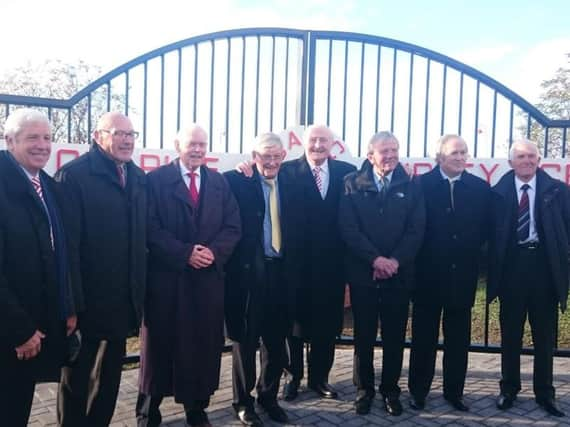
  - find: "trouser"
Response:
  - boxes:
[135,393,209,427]
[286,334,336,385]
[350,284,410,400]
[0,352,36,427]
[499,245,557,401]
[58,336,126,427]
[408,303,471,399]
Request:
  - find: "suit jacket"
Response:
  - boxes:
[414,166,491,308]
[224,167,304,342]
[487,168,570,311]
[280,155,356,339]
[339,162,425,290]
[140,160,241,402]
[55,143,147,339]
[0,150,73,379]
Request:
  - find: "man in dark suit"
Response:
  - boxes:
[56,112,148,426]
[339,131,425,416]
[280,125,356,401]
[0,108,76,426]
[136,124,241,427]
[225,132,303,426]
[488,139,569,417]
[408,134,490,412]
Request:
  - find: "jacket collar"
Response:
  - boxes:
[353,161,409,192]
[493,168,557,198]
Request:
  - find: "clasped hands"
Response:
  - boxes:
[188,244,215,269]
[15,315,77,361]
[372,256,399,280]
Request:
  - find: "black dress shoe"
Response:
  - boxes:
[383,396,403,416]
[537,398,565,417]
[409,396,425,410]
[308,382,338,399]
[282,379,299,401]
[259,402,289,424]
[355,396,373,415]
[496,393,516,410]
[445,397,469,412]
[235,406,264,426]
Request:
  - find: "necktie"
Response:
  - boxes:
[117,164,126,188]
[188,172,199,204]
[449,179,455,210]
[517,183,530,242]
[266,179,281,253]
[313,166,323,198]
[379,175,389,200]
[31,176,54,249]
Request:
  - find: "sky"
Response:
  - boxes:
[1,0,568,106]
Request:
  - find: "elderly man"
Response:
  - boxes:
[339,131,425,416]
[136,124,241,427]
[56,112,148,426]
[0,109,76,426]
[225,132,303,426]
[281,124,356,400]
[488,139,569,417]
[408,135,490,412]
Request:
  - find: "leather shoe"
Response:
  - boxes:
[383,396,403,416]
[308,382,338,399]
[282,379,299,401]
[235,406,264,426]
[409,395,425,410]
[496,393,516,410]
[186,410,211,427]
[445,397,469,412]
[259,402,289,424]
[355,396,373,415]
[537,398,565,417]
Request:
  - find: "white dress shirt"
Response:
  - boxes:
[515,174,538,243]
[306,158,329,199]
[179,161,201,193]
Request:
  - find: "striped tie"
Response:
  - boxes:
[31,176,54,249]
[313,166,323,198]
[266,179,281,253]
[517,183,530,242]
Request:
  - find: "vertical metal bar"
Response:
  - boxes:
[441,65,447,135]
[209,40,215,150]
[254,35,261,136]
[160,54,165,149]
[544,127,549,157]
[491,91,497,156]
[143,62,148,148]
[406,53,414,157]
[458,72,464,135]
[240,37,246,152]
[342,41,349,140]
[269,36,276,131]
[526,114,531,139]
[106,82,111,112]
[563,127,568,157]
[326,39,333,126]
[67,108,72,144]
[301,31,310,126]
[225,38,231,152]
[193,44,198,123]
[390,49,397,132]
[423,59,431,157]
[375,45,381,133]
[474,81,480,157]
[357,42,365,157]
[125,71,130,116]
[177,48,182,131]
[508,101,514,147]
[87,94,92,143]
[47,107,52,120]
[283,37,290,129]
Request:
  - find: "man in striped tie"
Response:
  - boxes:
[488,139,570,417]
[0,108,77,426]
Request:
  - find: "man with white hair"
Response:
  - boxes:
[136,124,241,427]
[488,139,569,417]
[0,109,76,425]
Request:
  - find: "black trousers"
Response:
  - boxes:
[350,284,410,399]
[499,246,557,400]
[232,259,289,409]
[58,336,126,427]
[408,303,471,400]
[135,393,209,427]
[0,352,36,427]
[286,333,335,385]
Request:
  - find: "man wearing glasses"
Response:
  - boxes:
[56,112,148,426]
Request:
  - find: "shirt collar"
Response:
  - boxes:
[179,160,200,178]
[306,157,329,174]
[515,174,536,192]
[439,167,462,182]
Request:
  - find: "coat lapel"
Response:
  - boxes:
[168,159,193,208]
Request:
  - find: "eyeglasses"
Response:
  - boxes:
[257,154,283,162]
[99,129,140,139]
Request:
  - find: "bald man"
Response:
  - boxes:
[56,112,148,426]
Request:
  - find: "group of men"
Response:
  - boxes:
[0,108,568,427]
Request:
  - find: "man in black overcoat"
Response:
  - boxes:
[0,108,76,426]
[488,139,570,417]
[280,125,356,401]
[408,135,490,412]
[56,112,148,426]
[225,132,303,426]
[339,131,425,416]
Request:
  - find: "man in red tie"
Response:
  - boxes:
[137,124,241,427]
[488,139,569,417]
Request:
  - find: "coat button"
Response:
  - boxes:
[452,234,458,240]
[379,208,383,215]
[451,263,456,269]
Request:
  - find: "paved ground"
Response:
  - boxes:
[29,348,570,426]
